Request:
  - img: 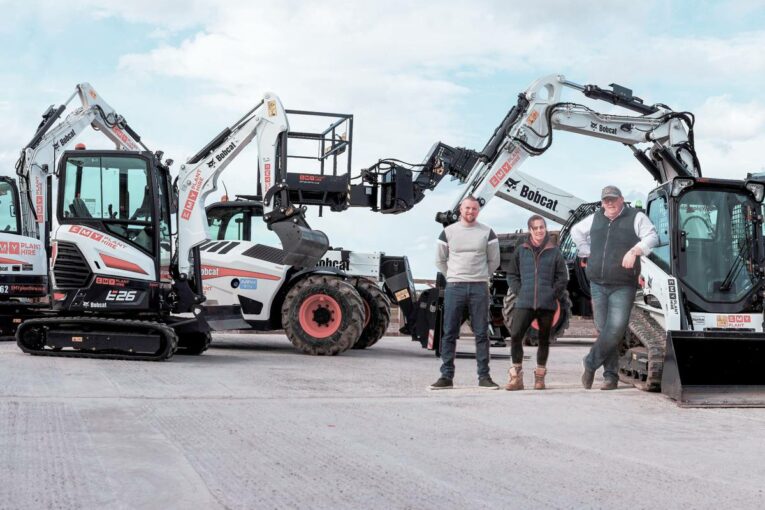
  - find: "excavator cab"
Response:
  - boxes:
[641,177,765,406]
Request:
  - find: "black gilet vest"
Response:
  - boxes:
[586,207,640,287]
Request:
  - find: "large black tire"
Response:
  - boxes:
[177,331,212,355]
[502,291,572,346]
[352,278,391,349]
[282,275,364,355]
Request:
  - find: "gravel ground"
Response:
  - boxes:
[1,334,764,509]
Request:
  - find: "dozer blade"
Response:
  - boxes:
[271,222,329,268]
[662,330,765,407]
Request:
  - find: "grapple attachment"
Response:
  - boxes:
[662,330,765,407]
[271,222,329,268]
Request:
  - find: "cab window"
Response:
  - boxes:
[0,181,19,234]
[647,194,670,272]
[61,155,154,252]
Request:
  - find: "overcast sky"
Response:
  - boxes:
[2,0,764,277]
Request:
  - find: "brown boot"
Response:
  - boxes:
[505,365,524,391]
[534,367,547,390]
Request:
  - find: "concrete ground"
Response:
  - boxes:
[1,334,764,510]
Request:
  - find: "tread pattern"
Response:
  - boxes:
[281,275,364,355]
[352,278,391,349]
[16,317,178,361]
[619,306,664,392]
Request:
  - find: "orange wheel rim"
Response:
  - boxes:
[298,293,342,338]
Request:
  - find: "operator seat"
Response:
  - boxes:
[69,196,92,218]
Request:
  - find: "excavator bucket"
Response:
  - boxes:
[662,330,765,407]
[271,222,329,269]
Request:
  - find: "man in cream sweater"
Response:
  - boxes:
[430,196,501,390]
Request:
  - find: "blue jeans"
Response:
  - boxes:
[440,282,491,380]
[586,282,635,382]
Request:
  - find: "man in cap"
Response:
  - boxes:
[570,185,658,390]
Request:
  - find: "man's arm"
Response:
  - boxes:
[622,211,659,268]
[631,211,659,256]
[569,214,594,258]
[487,229,500,274]
[435,230,449,275]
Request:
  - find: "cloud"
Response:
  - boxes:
[694,95,765,141]
[4,0,765,276]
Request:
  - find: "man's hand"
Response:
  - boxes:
[622,247,642,269]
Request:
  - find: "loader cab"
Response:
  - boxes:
[646,178,765,314]
[206,199,282,247]
[0,177,21,235]
[56,150,173,281]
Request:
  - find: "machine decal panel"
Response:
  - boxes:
[111,126,138,150]
[68,225,127,250]
[60,226,155,280]
[200,265,280,281]
[667,279,679,315]
[181,169,204,220]
[236,278,258,290]
[395,289,410,302]
[517,185,559,212]
[716,314,752,328]
[0,241,40,256]
[689,313,762,331]
[489,148,522,188]
[35,175,44,223]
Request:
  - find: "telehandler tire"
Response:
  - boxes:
[352,278,391,349]
[177,331,212,355]
[502,290,572,346]
[282,275,364,355]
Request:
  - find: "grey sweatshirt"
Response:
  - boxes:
[436,221,501,282]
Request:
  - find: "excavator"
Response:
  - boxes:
[15,92,338,360]
[1,83,148,338]
[321,74,765,407]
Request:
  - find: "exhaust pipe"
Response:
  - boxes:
[662,330,765,407]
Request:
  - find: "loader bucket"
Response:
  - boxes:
[662,330,765,407]
[271,222,329,269]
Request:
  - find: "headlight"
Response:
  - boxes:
[671,177,695,197]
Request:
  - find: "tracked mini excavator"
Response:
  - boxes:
[2,83,148,338]
[326,74,765,407]
[16,92,333,360]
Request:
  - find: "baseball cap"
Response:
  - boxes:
[601,185,623,200]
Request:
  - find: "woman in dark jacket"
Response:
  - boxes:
[505,215,568,390]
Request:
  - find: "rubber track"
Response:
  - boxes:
[16,316,178,361]
[619,306,664,392]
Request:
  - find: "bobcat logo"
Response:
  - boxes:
[506,177,520,190]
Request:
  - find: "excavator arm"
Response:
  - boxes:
[15,83,147,240]
[349,74,700,226]
[175,93,328,277]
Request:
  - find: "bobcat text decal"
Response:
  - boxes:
[200,265,280,281]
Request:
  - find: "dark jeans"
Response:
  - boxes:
[585,282,635,381]
[510,308,554,366]
[440,282,490,380]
